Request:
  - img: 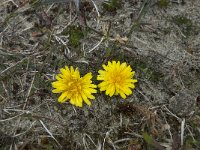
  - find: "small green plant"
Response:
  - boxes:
[134,60,163,82]
[143,132,153,145]
[172,15,193,37]
[3,13,18,25]
[65,25,84,47]
[173,16,192,26]
[163,27,171,35]
[158,0,170,8]
[102,0,122,12]
[143,132,164,149]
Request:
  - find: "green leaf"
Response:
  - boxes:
[143,132,153,145]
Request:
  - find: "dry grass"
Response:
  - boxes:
[0,0,200,149]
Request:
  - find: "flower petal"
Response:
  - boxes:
[58,92,68,103]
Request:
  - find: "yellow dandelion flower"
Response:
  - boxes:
[52,66,97,107]
[97,61,138,99]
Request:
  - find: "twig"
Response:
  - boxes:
[12,121,37,137]
[114,138,132,144]
[181,118,185,146]
[0,112,25,122]
[87,36,104,53]
[124,132,143,138]
[31,114,66,128]
[128,0,151,37]
[102,129,112,150]
[186,125,196,142]
[2,0,18,7]
[39,120,62,148]
[23,73,36,110]
[90,0,100,27]
[0,58,27,80]
[84,133,97,148]
[160,109,173,141]
[1,81,9,98]
[46,3,54,13]
[162,105,182,122]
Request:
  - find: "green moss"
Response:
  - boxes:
[0,84,4,99]
[63,25,84,48]
[158,0,170,8]
[173,16,192,26]
[183,136,196,149]
[153,71,164,82]
[102,0,122,12]
[29,0,39,5]
[34,73,52,90]
[172,15,193,37]
[53,59,68,68]
[133,60,163,82]
[143,132,153,145]
[3,13,18,25]
[194,138,200,147]
[29,0,40,8]
[163,27,171,35]
[104,47,125,61]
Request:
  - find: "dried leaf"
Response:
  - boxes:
[112,34,128,44]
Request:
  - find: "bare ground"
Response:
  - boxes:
[0,0,200,149]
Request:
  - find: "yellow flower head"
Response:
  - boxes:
[52,66,97,107]
[97,61,137,99]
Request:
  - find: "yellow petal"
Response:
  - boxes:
[89,84,97,88]
[102,64,108,71]
[70,98,75,105]
[83,72,92,81]
[108,61,112,66]
[105,84,112,96]
[70,66,74,73]
[109,84,115,97]
[124,88,132,95]
[55,75,63,80]
[52,89,62,93]
[74,68,80,78]
[119,91,126,99]
[112,61,117,65]
[87,88,97,93]
[97,75,105,80]
[98,82,109,91]
[52,82,67,90]
[81,92,91,106]
[98,70,106,75]
[125,83,135,89]
[76,95,83,107]
[132,79,138,83]
[58,92,68,103]
[65,66,70,73]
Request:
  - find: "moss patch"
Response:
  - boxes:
[102,0,122,12]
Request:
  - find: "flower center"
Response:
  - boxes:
[110,71,122,84]
[114,76,122,83]
[68,78,82,93]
